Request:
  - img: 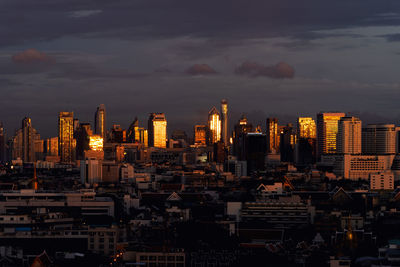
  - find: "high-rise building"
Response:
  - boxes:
[207,107,221,145]
[127,118,139,143]
[244,133,267,174]
[194,125,207,146]
[337,116,362,154]
[95,104,106,141]
[280,124,296,163]
[138,128,148,147]
[58,112,74,163]
[148,113,167,148]
[75,123,92,160]
[110,125,126,143]
[362,124,396,155]
[21,117,37,163]
[221,99,228,147]
[45,137,58,157]
[316,112,345,159]
[0,122,6,163]
[233,115,253,160]
[297,117,316,139]
[266,118,279,153]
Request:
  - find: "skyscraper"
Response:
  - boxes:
[337,116,362,154]
[58,112,74,163]
[148,113,167,148]
[362,124,396,155]
[266,118,279,153]
[21,117,37,163]
[221,99,228,147]
[127,117,139,143]
[280,124,296,162]
[95,104,106,142]
[208,107,221,145]
[297,117,316,139]
[316,112,345,159]
[233,115,253,160]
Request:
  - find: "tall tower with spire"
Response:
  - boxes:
[95,104,106,142]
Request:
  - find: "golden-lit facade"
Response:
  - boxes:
[148,113,167,148]
[297,117,316,139]
[95,104,106,141]
[58,112,74,163]
[45,137,58,156]
[208,107,221,144]
[194,125,207,146]
[221,99,228,146]
[317,112,345,157]
[89,135,104,151]
[266,118,279,153]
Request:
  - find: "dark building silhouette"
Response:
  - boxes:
[233,115,253,160]
[244,133,266,174]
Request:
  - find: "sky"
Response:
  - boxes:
[2,0,400,138]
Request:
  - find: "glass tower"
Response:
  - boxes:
[208,107,221,145]
[148,113,167,148]
[58,112,74,163]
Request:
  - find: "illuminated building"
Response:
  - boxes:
[297,117,316,139]
[89,135,104,151]
[316,112,345,159]
[58,112,74,163]
[266,118,279,153]
[95,104,106,141]
[194,125,207,146]
[45,137,58,157]
[337,117,362,154]
[207,107,221,145]
[11,118,40,162]
[221,99,228,146]
[362,124,396,155]
[233,115,253,160]
[148,113,167,148]
[138,128,148,147]
[127,117,139,143]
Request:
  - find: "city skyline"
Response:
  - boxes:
[2,1,400,138]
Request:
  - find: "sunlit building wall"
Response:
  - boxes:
[45,137,58,156]
[221,99,228,146]
[316,112,345,159]
[208,107,221,145]
[95,104,106,141]
[58,112,74,163]
[194,125,207,146]
[22,117,37,163]
[337,116,362,154]
[297,117,316,139]
[148,113,167,148]
[266,118,279,153]
[89,135,104,151]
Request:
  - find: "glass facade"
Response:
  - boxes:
[89,135,104,151]
[148,113,167,148]
[58,112,74,163]
[317,112,345,157]
[297,117,316,139]
[208,107,221,144]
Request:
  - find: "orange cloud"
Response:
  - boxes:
[12,49,54,64]
[185,64,217,75]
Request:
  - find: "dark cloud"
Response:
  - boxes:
[235,61,295,79]
[380,33,400,42]
[12,49,54,64]
[185,64,217,75]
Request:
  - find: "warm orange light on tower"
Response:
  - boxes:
[89,135,103,151]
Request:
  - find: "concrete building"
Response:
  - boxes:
[370,172,394,190]
[337,116,362,154]
[362,124,396,155]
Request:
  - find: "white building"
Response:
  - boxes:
[362,124,396,154]
[370,172,394,190]
[337,117,362,154]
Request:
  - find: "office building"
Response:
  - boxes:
[45,137,58,157]
[362,124,396,155]
[22,117,37,163]
[58,112,75,163]
[280,124,296,163]
[0,122,5,163]
[337,116,362,154]
[127,117,140,143]
[194,125,207,146]
[233,115,253,160]
[221,99,228,146]
[297,117,316,139]
[207,107,221,145]
[148,113,167,148]
[370,172,394,190]
[266,118,279,153]
[244,133,267,174]
[316,112,345,159]
[94,104,106,141]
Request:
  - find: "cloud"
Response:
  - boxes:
[12,49,53,64]
[235,61,295,79]
[185,64,217,75]
[68,9,103,18]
